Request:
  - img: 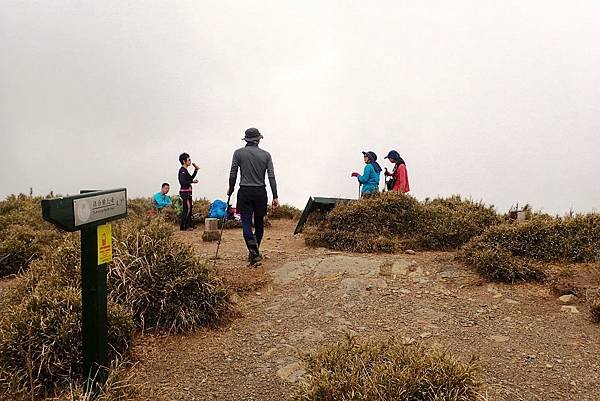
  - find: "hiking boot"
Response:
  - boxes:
[249,252,263,266]
[245,236,262,266]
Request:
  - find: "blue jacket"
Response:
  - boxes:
[153,192,172,210]
[357,163,381,193]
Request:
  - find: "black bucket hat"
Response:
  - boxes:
[243,127,264,142]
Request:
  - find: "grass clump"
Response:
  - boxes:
[268,204,302,220]
[54,359,141,401]
[461,214,600,282]
[0,195,61,277]
[459,241,546,283]
[291,337,485,401]
[0,287,134,398]
[304,193,500,253]
[110,218,231,333]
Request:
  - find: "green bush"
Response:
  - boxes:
[109,218,231,333]
[290,337,485,401]
[0,287,134,398]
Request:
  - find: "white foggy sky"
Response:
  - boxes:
[1,1,599,214]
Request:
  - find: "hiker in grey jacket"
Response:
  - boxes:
[228,128,279,265]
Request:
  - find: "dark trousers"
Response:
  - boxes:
[237,186,267,252]
[180,192,193,230]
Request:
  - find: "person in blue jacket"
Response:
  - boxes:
[152,182,172,211]
[351,151,382,197]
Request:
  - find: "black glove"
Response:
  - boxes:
[227,187,234,196]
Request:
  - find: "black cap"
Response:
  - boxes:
[243,128,264,142]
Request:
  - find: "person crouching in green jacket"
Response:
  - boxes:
[351,151,382,198]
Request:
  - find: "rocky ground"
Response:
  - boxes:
[135,220,600,401]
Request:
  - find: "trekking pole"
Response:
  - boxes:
[358,182,362,199]
[213,194,231,267]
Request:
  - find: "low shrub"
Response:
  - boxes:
[304,228,396,253]
[469,215,600,263]
[459,241,546,283]
[0,195,62,277]
[290,337,485,401]
[268,204,302,220]
[414,197,501,250]
[0,287,134,398]
[461,215,600,282]
[305,193,500,253]
[110,218,231,333]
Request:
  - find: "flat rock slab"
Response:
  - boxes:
[339,277,387,295]
[312,255,382,279]
[273,256,383,284]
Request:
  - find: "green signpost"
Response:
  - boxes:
[42,188,127,394]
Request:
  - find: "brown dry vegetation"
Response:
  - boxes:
[0,195,232,399]
[291,337,485,401]
[305,193,500,253]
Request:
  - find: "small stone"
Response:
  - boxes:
[405,249,416,255]
[262,347,278,358]
[561,305,580,314]
[570,380,576,386]
[493,293,503,299]
[489,335,510,343]
[277,362,305,383]
[546,364,553,368]
[504,299,520,305]
[558,294,578,304]
[420,332,432,339]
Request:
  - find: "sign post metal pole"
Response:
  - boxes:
[81,226,108,392]
[41,188,127,396]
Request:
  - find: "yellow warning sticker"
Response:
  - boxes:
[97,223,113,265]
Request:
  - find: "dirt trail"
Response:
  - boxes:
[136,220,600,401]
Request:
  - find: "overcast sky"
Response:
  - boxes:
[1,1,599,214]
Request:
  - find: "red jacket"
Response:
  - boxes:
[392,163,410,193]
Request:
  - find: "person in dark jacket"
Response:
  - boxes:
[352,151,382,197]
[228,128,279,265]
[178,152,199,230]
[384,150,410,193]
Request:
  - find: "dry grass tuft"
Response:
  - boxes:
[291,337,486,401]
[304,193,499,253]
[268,204,302,220]
[110,218,232,333]
[460,215,600,282]
[459,241,546,283]
[0,195,62,277]
[53,359,142,401]
[0,287,134,398]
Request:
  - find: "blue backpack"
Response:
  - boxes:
[209,200,228,219]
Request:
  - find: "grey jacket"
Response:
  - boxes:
[228,143,278,198]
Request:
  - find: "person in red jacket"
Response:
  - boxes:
[384,150,410,193]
